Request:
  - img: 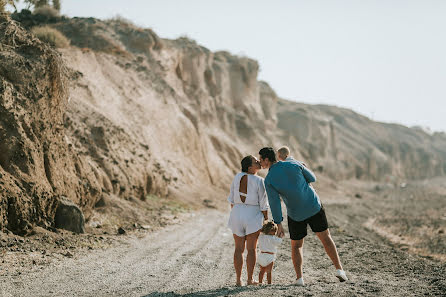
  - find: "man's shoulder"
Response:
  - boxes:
[277,160,300,169]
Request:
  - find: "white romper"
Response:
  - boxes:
[257,234,282,267]
[227,172,269,237]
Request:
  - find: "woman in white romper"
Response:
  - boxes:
[227,155,269,286]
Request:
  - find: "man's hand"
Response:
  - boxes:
[276,223,285,238]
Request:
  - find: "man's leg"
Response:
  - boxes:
[291,239,304,279]
[315,229,343,270]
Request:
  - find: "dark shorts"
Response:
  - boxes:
[288,206,328,240]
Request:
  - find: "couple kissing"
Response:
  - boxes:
[227,146,348,286]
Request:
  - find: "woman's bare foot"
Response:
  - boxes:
[247,280,258,286]
[236,280,242,287]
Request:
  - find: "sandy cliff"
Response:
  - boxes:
[1,13,445,234]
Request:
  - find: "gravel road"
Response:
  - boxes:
[1,208,445,297]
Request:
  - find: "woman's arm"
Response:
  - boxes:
[258,179,269,214]
[227,177,235,205]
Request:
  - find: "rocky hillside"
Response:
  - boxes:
[276,100,446,181]
[1,12,445,234]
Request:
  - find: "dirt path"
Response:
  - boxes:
[1,208,445,297]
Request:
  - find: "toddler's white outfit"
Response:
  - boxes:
[227,172,269,237]
[257,234,282,267]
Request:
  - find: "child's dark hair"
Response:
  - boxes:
[261,221,277,234]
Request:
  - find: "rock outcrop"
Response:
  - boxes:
[1,13,445,234]
[0,14,69,233]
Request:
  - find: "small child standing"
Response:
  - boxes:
[258,222,282,284]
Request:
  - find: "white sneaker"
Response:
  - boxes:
[296,277,305,286]
[335,269,348,282]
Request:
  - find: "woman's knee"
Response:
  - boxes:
[235,246,245,254]
[246,247,256,255]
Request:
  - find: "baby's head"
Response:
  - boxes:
[261,221,278,235]
[277,146,290,161]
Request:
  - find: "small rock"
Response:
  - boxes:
[94,196,107,208]
[203,199,216,208]
[54,197,85,234]
[355,193,362,199]
[63,251,73,258]
[90,221,102,228]
[118,227,126,235]
[439,229,444,234]
[32,260,36,265]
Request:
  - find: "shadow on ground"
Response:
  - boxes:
[143,285,285,297]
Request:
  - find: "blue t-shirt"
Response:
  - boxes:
[264,160,321,223]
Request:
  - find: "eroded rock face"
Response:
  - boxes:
[0,15,68,232]
[0,15,103,233]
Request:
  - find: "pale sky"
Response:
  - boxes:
[23,0,446,131]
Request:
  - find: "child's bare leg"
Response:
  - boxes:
[266,262,274,284]
[258,266,266,284]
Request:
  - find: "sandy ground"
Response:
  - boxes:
[1,203,445,297]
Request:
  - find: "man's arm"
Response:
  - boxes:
[301,165,316,183]
[265,179,283,224]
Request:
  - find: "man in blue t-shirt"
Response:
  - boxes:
[259,147,348,286]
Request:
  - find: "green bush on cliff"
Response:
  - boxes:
[31,25,69,48]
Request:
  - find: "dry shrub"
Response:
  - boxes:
[108,14,136,27]
[31,26,70,48]
[33,5,60,17]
